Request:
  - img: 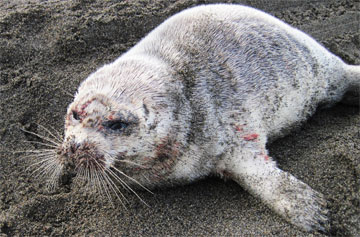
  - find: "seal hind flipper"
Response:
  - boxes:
[217,142,329,232]
[342,65,360,106]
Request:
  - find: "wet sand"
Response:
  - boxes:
[0,0,359,236]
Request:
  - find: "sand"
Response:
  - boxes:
[0,0,359,236]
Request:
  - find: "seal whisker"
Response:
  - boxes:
[79,166,87,181]
[29,154,57,173]
[106,167,150,207]
[90,163,105,197]
[102,170,129,207]
[44,123,64,141]
[74,165,88,187]
[19,152,57,163]
[101,153,132,192]
[36,123,63,143]
[25,155,58,171]
[104,168,128,191]
[89,157,112,197]
[110,165,153,194]
[20,128,60,146]
[46,164,62,190]
[92,170,112,201]
[95,170,115,207]
[105,167,137,193]
[83,161,92,184]
[100,170,130,208]
[21,151,57,157]
[83,168,91,185]
[73,167,83,182]
[32,159,59,178]
[13,149,56,154]
[74,159,85,172]
[61,88,75,98]
[22,140,59,149]
[87,164,98,193]
[116,159,149,169]
[141,173,152,184]
[35,165,62,190]
[100,172,123,207]
[13,149,55,154]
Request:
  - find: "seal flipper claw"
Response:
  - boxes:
[218,146,329,232]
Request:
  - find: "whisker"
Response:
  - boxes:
[102,171,128,208]
[30,159,55,177]
[22,152,57,160]
[23,140,59,149]
[44,123,64,142]
[86,164,95,192]
[117,159,149,169]
[104,167,131,192]
[19,152,56,162]
[20,128,60,146]
[21,150,56,156]
[142,173,152,183]
[97,171,115,208]
[74,166,85,182]
[110,165,153,194]
[85,165,91,185]
[13,149,56,154]
[94,169,110,203]
[33,161,59,178]
[61,88,75,98]
[92,159,117,206]
[25,156,58,171]
[106,168,150,207]
[91,166,102,195]
[36,123,63,143]
[46,164,62,190]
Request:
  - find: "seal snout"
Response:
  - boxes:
[61,140,106,173]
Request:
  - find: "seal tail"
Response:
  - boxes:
[342,64,360,106]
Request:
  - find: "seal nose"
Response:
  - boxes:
[70,142,81,154]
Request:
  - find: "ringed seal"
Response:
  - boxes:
[34,4,359,232]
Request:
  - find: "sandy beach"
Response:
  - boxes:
[0,0,359,236]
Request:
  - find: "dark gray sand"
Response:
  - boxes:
[0,0,359,236]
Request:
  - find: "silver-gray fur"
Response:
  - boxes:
[42,4,359,233]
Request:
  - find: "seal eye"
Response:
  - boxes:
[72,110,80,120]
[104,120,128,131]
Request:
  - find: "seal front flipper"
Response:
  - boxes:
[217,144,329,232]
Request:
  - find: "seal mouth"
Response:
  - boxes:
[61,143,152,207]
[22,124,150,206]
[61,142,107,173]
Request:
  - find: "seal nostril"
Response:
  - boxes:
[70,143,80,154]
[70,144,76,154]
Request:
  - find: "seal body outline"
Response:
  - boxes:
[48,4,360,232]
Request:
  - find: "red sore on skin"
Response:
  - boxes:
[108,112,116,120]
[81,99,94,112]
[235,125,243,132]
[243,133,259,141]
[76,98,96,120]
[264,155,270,161]
[155,138,180,159]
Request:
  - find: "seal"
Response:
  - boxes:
[31,4,359,232]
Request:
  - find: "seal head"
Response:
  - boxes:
[60,58,184,188]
